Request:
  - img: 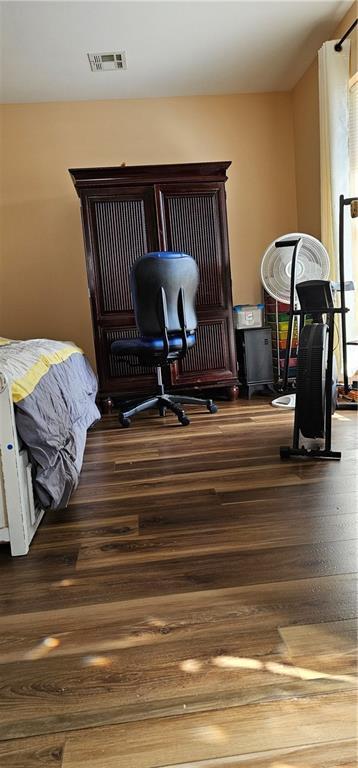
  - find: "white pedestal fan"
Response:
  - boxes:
[261,233,330,408]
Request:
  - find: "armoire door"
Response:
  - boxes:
[157,183,237,389]
[84,186,159,397]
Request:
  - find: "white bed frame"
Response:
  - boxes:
[0,373,44,556]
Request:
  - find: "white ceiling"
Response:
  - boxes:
[0,1,352,103]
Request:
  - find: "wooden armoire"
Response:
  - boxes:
[70,162,238,407]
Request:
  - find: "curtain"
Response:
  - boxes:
[319,39,357,375]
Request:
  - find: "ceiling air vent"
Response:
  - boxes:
[87,52,127,72]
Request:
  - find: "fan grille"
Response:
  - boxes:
[261,233,330,304]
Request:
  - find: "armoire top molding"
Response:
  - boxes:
[69,161,232,193]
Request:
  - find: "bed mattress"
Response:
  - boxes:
[0,338,100,510]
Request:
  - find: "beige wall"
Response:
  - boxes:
[0,93,297,364]
[292,3,357,236]
[292,58,321,238]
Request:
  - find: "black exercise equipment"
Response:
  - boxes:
[336,194,358,411]
[280,280,339,459]
[280,278,350,460]
[279,189,357,459]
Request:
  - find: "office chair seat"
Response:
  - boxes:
[111,333,196,356]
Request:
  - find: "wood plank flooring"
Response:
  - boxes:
[0,400,357,766]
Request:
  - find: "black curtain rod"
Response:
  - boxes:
[334,17,357,51]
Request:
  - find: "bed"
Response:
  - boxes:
[0,338,100,556]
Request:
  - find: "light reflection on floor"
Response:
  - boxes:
[180,659,203,673]
[211,655,356,683]
[51,579,76,587]
[24,636,60,660]
[192,724,227,744]
[81,655,113,668]
[176,653,357,685]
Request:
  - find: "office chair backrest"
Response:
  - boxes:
[131,252,199,337]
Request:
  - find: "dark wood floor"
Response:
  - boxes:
[0,400,357,767]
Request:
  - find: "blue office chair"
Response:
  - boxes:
[111,251,218,427]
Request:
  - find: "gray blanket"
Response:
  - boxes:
[15,354,100,510]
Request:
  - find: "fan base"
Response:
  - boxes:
[272,394,296,409]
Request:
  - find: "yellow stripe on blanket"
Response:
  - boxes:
[0,338,13,345]
[12,346,82,403]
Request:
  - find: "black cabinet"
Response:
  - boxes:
[236,327,274,397]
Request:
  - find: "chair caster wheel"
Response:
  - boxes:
[207,402,218,414]
[119,416,131,428]
[280,446,291,459]
[179,415,190,426]
[159,407,167,417]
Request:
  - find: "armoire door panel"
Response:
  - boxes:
[102,327,157,394]
[89,188,158,316]
[158,185,227,309]
[172,320,235,386]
